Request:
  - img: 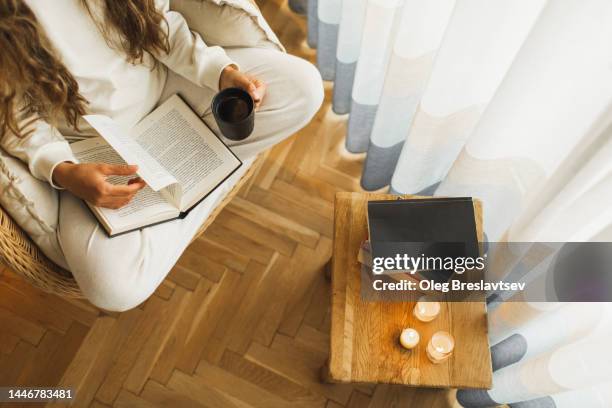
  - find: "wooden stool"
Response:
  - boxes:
[321,192,492,389]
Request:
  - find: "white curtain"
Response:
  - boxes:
[308,0,612,406]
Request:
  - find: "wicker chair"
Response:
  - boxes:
[0,154,264,298]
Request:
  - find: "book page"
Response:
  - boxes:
[132,95,241,210]
[83,115,177,191]
[71,138,179,233]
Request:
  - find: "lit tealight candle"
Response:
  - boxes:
[413,297,441,322]
[426,331,455,364]
[399,328,420,349]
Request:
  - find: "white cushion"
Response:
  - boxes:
[0,152,68,269]
[170,0,284,51]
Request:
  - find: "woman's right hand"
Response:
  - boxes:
[52,162,146,209]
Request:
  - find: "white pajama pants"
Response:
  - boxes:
[57,48,323,311]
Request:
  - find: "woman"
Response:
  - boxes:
[0,0,323,311]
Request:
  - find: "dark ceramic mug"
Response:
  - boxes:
[211,87,255,141]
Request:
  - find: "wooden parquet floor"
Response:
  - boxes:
[0,1,463,407]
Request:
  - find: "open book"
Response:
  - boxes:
[71,94,242,236]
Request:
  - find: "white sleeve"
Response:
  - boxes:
[156,0,238,92]
[1,113,77,189]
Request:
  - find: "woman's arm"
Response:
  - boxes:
[155,0,236,92]
[154,1,266,105]
[1,112,145,209]
[1,112,77,189]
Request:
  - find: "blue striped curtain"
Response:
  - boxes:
[301,0,612,406]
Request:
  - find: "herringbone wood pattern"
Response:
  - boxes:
[0,1,465,406]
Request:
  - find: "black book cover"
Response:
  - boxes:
[367,197,478,283]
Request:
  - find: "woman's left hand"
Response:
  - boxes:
[219,65,266,109]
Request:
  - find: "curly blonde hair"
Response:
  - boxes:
[0,0,170,138]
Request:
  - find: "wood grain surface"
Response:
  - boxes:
[328,192,492,389]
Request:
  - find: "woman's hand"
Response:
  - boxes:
[53,162,146,209]
[219,65,267,109]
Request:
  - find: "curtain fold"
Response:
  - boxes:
[361,0,455,189]
[307,0,318,47]
[434,0,612,240]
[390,0,546,197]
[307,0,612,406]
[316,0,341,80]
[331,0,367,114]
[345,0,404,153]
